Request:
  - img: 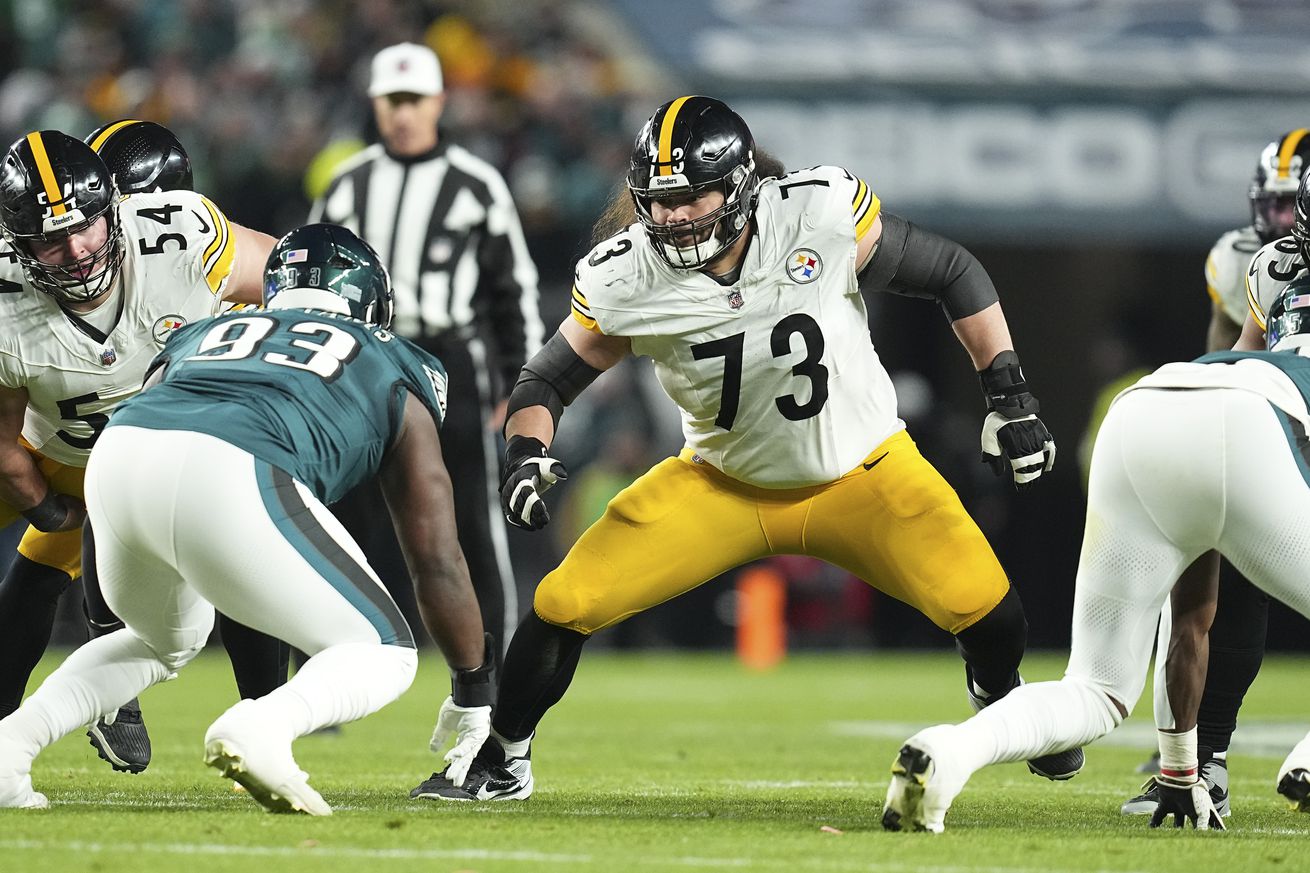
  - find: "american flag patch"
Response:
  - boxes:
[283,249,308,263]
[1289,294,1310,310]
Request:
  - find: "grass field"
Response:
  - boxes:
[3,649,1309,872]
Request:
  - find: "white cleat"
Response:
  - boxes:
[0,734,47,809]
[1277,732,1310,812]
[203,701,330,816]
[882,726,970,834]
[0,773,48,809]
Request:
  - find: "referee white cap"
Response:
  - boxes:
[368,42,443,97]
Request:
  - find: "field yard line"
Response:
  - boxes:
[0,838,1151,873]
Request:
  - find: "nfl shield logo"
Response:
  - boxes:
[727,290,744,310]
[100,347,117,366]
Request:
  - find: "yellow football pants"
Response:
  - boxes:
[535,429,1010,635]
[0,440,86,579]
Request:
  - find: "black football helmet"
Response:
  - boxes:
[627,95,758,269]
[86,119,193,194]
[1265,276,1310,352]
[0,130,124,303]
[1294,165,1310,268]
[263,223,394,328]
[1251,129,1310,244]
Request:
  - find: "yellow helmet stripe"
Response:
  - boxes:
[657,96,694,176]
[1277,129,1310,179]
[88,119,142,154]
[25,132,67,217]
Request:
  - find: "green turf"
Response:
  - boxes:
[3,649,1308,872]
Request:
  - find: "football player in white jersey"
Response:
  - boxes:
[1121,130,1310,818]
[410,95,1064,803]
[884,278,1310,833]
[0,130,274,767]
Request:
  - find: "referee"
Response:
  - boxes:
[311,42,542,660]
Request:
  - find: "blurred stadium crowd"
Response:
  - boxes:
[0,0,661,236]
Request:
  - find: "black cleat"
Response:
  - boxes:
[87,698,151,774]
[410,739,533,802]
[1026,746,1085,781]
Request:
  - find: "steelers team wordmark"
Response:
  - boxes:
[152,314,188,345]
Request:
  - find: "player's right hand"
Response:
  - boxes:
[1148,775,1226,831]
[429,695,491,788]
[500,435,567,531]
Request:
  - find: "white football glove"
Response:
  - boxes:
[1148,775,1227,831]
[980,411,1056,487]
[429,695,491,787]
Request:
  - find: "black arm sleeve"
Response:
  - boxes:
[857,212,999,322]
[504,330,603,431]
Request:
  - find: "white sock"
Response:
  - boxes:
[953,677,1121,772]
[0,629,171,761]
[491,728,532,758]
[241,643,417,738]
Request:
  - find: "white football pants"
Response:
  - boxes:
[951,387,1310,770]
[0,426,417,763]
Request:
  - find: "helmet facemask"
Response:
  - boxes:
[1252,131,1310,244]
[630,158,757,270]
[5,205,125,304]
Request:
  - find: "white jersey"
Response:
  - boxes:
[1244,235,1309,333]
[0,189,236,465]
[571,165,899,488]
[1204,226,1262,326]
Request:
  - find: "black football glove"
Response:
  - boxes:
[1148,774,1227,831]
[500,435,568,531]
[978,350,1056,488]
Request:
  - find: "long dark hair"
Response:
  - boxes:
[589,149,787,246]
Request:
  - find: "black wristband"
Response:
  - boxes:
[21,492,69,533]
[503,434,548,482]
[978,350,1040,419]
[451,632,497,708]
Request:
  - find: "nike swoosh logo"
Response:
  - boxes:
[862,452,889,471]
[192,209,211,234]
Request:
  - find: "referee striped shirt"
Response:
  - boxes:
[310,141,543,391]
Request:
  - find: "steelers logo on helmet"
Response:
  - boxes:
[627,96,759,269]
[1250,129,1310,244]
[0,130,125,304]
[1265,277,1310,352]
[263,223,395,329]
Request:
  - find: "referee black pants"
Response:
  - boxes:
[330,333,516,664]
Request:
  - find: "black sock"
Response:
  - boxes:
[491,611,589,742]
[82,520,124,638]
[0,555,73,709]
[218,613,290,700]
[954,586,1027,700]
[1198,569,1268,755]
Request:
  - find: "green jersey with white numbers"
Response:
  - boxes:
[108,307,449,505]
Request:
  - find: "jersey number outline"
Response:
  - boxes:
[185,316,361,382]
[690,313,829,430]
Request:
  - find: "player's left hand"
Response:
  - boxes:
[429,696,491,787]
[1148,776,1227,831]
[980,411,1056,487]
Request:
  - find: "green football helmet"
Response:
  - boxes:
[1265,276,1310,352]
[263,223,393,328]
